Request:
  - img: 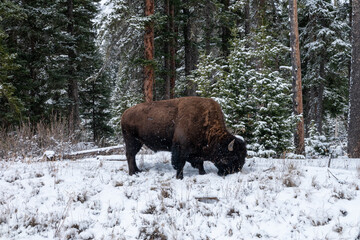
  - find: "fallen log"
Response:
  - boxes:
[195,197,220,204]
[43,145,153,161]
[62,145,125,160]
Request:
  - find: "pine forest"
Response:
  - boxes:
[0,0,359,159]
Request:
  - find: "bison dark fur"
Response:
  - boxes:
[121,97,247,179]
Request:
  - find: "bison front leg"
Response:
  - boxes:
[190,161,206,175]
[123,135,143,175]
[171,143,186,179]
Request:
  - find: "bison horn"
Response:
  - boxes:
[228,139,235,151]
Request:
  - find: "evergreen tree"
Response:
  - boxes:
[81,62,113,143]
[71,0,113,142]
[195,28,294,156]
[2,0,62,123]
[0,1,25,126]
[98,0,144,133]
[299,0,351,134]
[1,0,111,141]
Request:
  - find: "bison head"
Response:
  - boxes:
[214,137,247,176]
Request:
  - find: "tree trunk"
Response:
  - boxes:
[316,59,325,134]
[169,0,176,99]
[244,0,250,36]
[183,0,196,96]
[204,2,214,54]
[221,0,231,57]
[348,0,360,158]
[164,0,171,99]
[164,0,176,99]
[348,0,352,92]
[289,0,305,155]
[144,0,155,102]
[67,0,80,133]
[258,0,266,27]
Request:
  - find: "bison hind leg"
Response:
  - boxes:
[171,144,186,179]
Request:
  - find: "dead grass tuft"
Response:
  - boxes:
[282,161,302,188]
[227,207,240,217]
[142,205,157,215]
[160,188,171,199]
[139,226,167,240]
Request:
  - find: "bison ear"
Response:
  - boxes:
[228,139,235,151]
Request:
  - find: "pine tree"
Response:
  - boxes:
[1,0,110,141]
[299,0,350,134]
[98,0,144,133]
[195,28,294,156]
[0,1,25,126]
[71,0,113,142]
[2,0,64,123]
[81,61,113,143]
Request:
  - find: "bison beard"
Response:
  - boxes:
[121,97,247,179]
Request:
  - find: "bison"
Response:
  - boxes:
[121,96,246,179]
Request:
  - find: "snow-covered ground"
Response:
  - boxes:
[1,152,360,239]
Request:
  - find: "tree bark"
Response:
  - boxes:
[289,0,305,155]
[183,0,197,96]
[144,0,155,102]
[258,0,266,27]
[348,0,360,158]
[169,0,176,99]
[67,0,80,133]
[204,2,215,54]
[164,0,176,99]
[316,59,325,134]
[221,0,231,57]
[244,0,250,36]
[348,0,352,91]
[164,0,171,99]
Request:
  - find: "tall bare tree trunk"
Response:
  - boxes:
[183,0,197,96]
[244,0,250,36]
[144,0,155,102]
[289,0,305,155]
[169,0,176,99]
[348,0,360,158]
[164,0,171,99]
[316,59,325,134]
[221,0,231,57]
[204,2,215,54]
[67,0,80,133]
[164,0,176,100]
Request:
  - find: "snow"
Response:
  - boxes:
[43,150,55,159]
[1,152,360,239]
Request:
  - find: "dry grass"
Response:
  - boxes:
[282,161,302,188]
[0,116,78,161]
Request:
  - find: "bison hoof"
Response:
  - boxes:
[129,169,142,176]
[176,172,184,179]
